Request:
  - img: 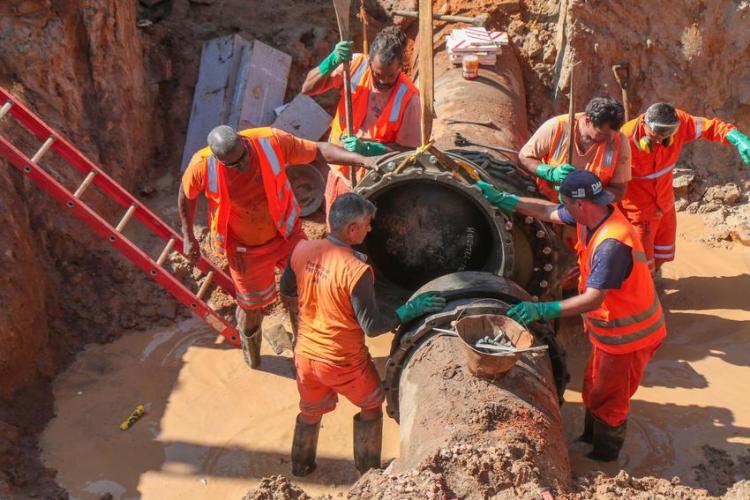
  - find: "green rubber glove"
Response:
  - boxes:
[396,292,447,324]
[727,129,750,165]
[318,41,354,77]
[506,301,562,325]
[536,163,576,183]
[475,180,520,214]
[341,135,388,157]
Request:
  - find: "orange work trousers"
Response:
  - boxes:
[582,341,661,427]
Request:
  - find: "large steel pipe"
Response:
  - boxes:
[383,272,571,493]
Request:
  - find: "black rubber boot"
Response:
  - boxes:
[577,409,594,444]
[353,413,382,474]
[587,416,627,462]
[239,327,262,369]
[291,415,320,477]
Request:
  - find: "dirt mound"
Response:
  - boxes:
[242,475,313,500]
[568,470,712,499]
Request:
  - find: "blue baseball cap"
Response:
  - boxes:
[559,170,614,205]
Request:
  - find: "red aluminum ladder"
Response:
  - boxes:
[0,86,240,346]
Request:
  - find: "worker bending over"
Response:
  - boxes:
[279,193,445,476]
[302,26,421,216]
[178,126,368,369]
[477,171,666,462]
[619,102,750,274]
[519,97,631,202]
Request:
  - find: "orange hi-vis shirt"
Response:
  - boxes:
[327,54,420,183]
[291,238,373,366]
[577,207,667,354]
[619,109,736,221]
[182,128,317,247]
[522,113,628,202]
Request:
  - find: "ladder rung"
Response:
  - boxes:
[196,271,215,300]
[156,238,176,266]
[30,136,55,164]
[73,171,97,198]
[0,101,12,121]
[115,204,137,232]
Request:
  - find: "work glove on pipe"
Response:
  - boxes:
[342,135,388,157]
[727,129,750,165]
[396,292,447,324]
[536,163,576,183]
[506,301,562,325]
[318,41,353,77]
[476,180,520,214]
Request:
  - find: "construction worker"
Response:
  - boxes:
[519,97,631,203]
[178,125,370,369]
[279,192,446,476]
[476,170,667,462]
[619,103,750,274]
[302,26,421,216]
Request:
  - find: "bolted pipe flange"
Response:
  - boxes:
[354,152,515,293]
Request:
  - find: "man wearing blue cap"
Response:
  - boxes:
[476,171,667,462]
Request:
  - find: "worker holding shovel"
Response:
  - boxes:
[476,170,667,462]
[302,26,422,216]
[619,102,750,275]
[279,193,445,476]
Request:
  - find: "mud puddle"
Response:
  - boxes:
[41,316,399,499]
[561,213,750,494]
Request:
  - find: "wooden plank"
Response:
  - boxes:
[271,94,332,141]
[237,40,292,129]
[418,0,434,145]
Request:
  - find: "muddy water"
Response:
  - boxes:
[41,316,399,499]
[561,213,750,490]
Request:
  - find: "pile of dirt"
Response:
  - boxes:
[242,475,313,500]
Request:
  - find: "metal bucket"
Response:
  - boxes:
[453,314,533,380]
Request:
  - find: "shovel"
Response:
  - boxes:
[332,0,357,188]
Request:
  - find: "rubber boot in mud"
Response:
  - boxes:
[587,416,626,462]
[239,327,262,369]
[291,415,320,477]
[353,413,382,474]
[577,409,594,443]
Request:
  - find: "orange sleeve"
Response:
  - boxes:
[677,109,736,145]
[273,129,319,165]
[181,153,207,200]
[520,117,558,161]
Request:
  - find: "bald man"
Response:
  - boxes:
[178,125,369,369]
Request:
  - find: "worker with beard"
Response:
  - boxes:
[302,26,421,216]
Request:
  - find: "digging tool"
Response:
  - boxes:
[418,0,435,145]
[611,62,631,122]
[453,132,518,156]
[566,59,576,165]
[393,9,489,27]
[359,0,369,54]
[445,117,500,130]
[332,0,358,188]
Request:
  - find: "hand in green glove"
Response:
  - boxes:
[341,135,388,157]
[727,129,750,165]
[536,163,576,183]
[475,180,520,214]
[506,301,562,325]
[318,41,354,76]
[396,292,447,324]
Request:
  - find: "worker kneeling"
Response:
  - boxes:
[279,193,446,476]
[476,171,667,462]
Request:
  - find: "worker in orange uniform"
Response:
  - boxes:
[178,125,369,370]
[619,102,750,274]
[302,26,421,216]
[519,97,631,203]
[476,170,667,462]
[279,193,446,476]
